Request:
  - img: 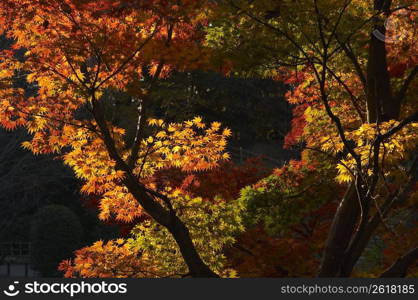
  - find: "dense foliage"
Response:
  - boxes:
[0,0,416,278]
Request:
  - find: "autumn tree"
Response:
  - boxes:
[0,0,242,277]
[208,0,418,277]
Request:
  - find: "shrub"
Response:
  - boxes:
[30,205,83,277]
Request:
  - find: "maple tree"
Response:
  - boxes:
[0,0,235,277]
[207,0,418,277]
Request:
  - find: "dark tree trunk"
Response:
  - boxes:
[367,0,399,122]
[318,183,359,277]
[167,214,220,277]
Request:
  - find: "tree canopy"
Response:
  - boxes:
[0,0,417,278]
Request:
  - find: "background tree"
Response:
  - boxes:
[147,71,291,145]
[30,205,83,276]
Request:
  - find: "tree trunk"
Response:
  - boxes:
[318,183,360,277]
[167,214,220,277]
[367,0,398,122]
